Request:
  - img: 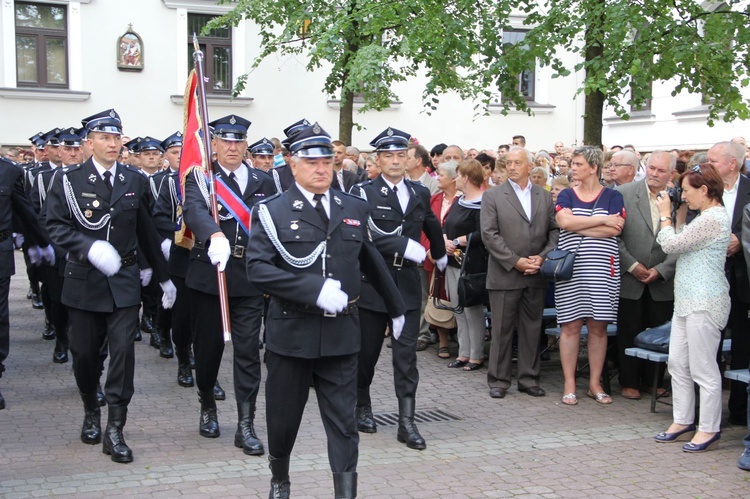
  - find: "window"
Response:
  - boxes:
[502,29,535,101]
[188,13,232,94]
[15,2,68,88]
[630,81,653,112]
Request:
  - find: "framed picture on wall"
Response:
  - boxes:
[117,25,143,71]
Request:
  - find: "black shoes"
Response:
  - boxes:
[80,392,102,445]
[268,455,291,499]
[213,381,226,400]
[489,387,507,399]
[96,384,106,407]
[53,336,69,364]
[42,319,55,340]
[396,397,426,450]
[149,329,163,350]
[159,329,174,359]
[175,346,194,387]
[140,314,155,335]
[356,405,377,433]
[234,402,264,455]
[31,293,43,310]
[199,390,220,438]
[189,347,196,369]
[519,386,546,397]
[102,406,133,463]
[333,472,357,499]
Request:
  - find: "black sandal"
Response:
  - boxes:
[447,359,467,368]
[462,362,483,371]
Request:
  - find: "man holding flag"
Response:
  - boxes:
[182,114,276,455]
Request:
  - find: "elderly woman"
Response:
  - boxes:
[444,159,488,371]
[531,167,550,189]
[364,153,380,179]
[423,161,460,358]
[653,164,729,452]
[555,146,625,405]
[550,175,570,205]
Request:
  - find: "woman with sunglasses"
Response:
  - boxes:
[654,164,730,452]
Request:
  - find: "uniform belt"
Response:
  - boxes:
[0,230,10,243]
[391,254,417,268]
[273,297,359,317]
[193,240,246,258]
[69,251,137,267]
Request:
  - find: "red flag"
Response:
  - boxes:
[175,70,206,249]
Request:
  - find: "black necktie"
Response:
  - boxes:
[313,193,329,225]
[102,171,113,195]
[227,172,242,196]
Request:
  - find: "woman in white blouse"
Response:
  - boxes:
[654,164,730,453]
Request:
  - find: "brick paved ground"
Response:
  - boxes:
[0,253,748,497]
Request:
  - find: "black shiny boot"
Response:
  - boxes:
[333,472,357,499]
[234,401,264,455]
[42,318,55,340]
[53,325,69,364]
[268,455,291,499]
[213,380,226,400]
[80,392,101,444]
[396,397,426,450]
[140,314,154,335]
[32,293,44,310]
[149,327,163,350]
[175,346,194,387]
[159,328,174,358]
[189,346,196,369]
[102,406,133,463]
[96,384,106,407]
[356,388,376,433]
[199,390,220,438]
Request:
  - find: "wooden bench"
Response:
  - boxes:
[544,324,618,394]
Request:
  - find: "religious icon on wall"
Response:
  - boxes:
[117,25,143,71]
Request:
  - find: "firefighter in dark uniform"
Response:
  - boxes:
[349,127,448,450]
[45,109,177,463]
[247,121,406,499]
[152,131,197,386]
[249,137,294,193]
[0,155,54,410]
[181,114,276,455]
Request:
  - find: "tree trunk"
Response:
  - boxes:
[582,0,605,148]
[338,88,354,145]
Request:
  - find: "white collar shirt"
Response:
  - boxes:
[219,163,247,195]
[92,159,116,186]
[508,178,533,220]
[296,183,330,218]
[382,177,410,213]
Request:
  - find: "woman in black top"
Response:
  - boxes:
[443,159,488,371]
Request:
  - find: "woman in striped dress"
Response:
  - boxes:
[554,146,625,406]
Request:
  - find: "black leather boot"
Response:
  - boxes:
[96,384,106,407]
[213,380,226,400]
[42,318,55,340]
[159,328,174,358]
[333,472,357,499]
[140,314,154,335]
[235,401,264,455]
[356,405,376,433]
[189,346,196,369]
[149,327,163,350]
[175,346,194,387]
[199,390,220,438]
[32,292,44,310]
[53,325,69,364]
[102,406,133,463]
[396,397,426,450]
[134,323,142,342]
[80,392,102,444]
[268,455,290,499]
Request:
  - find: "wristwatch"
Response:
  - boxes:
[452,238,460,247]
[659,216,671,222]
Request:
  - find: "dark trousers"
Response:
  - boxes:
[22,241,40,295]
[188,288,263,403]
[265,351,358,472]
[42,265,68,346]
[727,293,750,420]
[141,278,159,318]
[487,287,545,390]
[357,307,420,405]
[67,306,138,406]
[617,289,673,389]
[0,277,9,376]
[170,276,191,349]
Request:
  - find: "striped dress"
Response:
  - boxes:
[554,187,625,324]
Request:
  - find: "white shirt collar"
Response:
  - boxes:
[295,183,330,214]
[91,158,116,184]
[219,163,248,193]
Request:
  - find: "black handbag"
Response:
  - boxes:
[456,233,488,308]
[634,321,671,353]
[541,192,601,281]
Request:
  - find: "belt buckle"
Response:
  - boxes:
[393,254,404,268]
[231,245,246,258]
[323,310,337,318]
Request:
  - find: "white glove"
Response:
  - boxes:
[436,254,448,272]
[160,280,177,309]
[207,237,231,272]
[391,315,405,340]
[404,239,427,264]
[315,278,348,315]
[27,246,42,266]
[161,238,172,261]
[13,233,24,249]
[40,245,55,265]
[140,268,153,286]
[87,240,122,277]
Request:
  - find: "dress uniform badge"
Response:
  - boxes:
[84,209,93,218]
[118,173,125,182]
[293,199,304,210]
[333,195,342,206]
[380,186,389,196]
[92,200,100,208]
[290,222,299,230]
[343,219,360,226]
[89,174,97,183]
[229,115,237,125]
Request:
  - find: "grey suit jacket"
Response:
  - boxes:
[615,180,676,301]
[481,181,558,290]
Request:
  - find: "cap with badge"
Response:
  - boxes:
[209,115,251,142]
[82,109,123,135]
[58,127,84,147]
[248,137,274,156]
[137,136,165,153]
[282,118,311,139]
[29,132,46,149]
[281,121,333,158]
[370,126,411,152]
[161,131,183,150]
[43,128,63,146]
[126,137,143,153]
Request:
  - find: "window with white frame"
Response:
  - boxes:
[502,29,535,101]
[187,13,232,94]
[15,1,68,88]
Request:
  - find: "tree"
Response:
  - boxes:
[210,0,511,145]
[495,0,750,147]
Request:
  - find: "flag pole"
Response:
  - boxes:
[193,34,232,343]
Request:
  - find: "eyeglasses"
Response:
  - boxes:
[607,163,633,169]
